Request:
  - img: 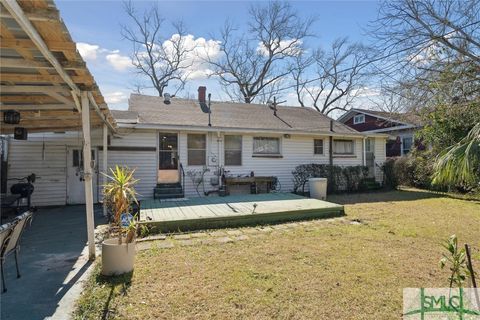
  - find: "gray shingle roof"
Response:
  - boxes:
[116,94,361,135]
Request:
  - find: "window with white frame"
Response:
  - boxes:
[187,134,206,165]
[333,139,355,155]
[253,137,280,155]
[353,114,365,124]
[314,139,324,155]
[224,135,242,165]
[402,136,413,155]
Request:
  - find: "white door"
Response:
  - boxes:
[67,147,98,204]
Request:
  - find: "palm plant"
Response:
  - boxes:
[103,166,139,244]
[432,122,480,187]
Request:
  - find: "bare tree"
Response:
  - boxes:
[292,38,372,115]
[370,0,480,107]
[121,1,195,97]
[206,1,314,103]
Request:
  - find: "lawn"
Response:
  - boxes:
[75,189,480,319]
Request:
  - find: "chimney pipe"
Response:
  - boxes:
[330,120,334,132]
[198,86,206,104]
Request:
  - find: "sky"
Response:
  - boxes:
[56,0,382,110]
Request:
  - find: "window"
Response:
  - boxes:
[353,114,365,124]
[187,134,206,165]
[72,149,95,167]
[253,137,280,155]
[402,137,413,155]
[314,139,324,155]
[224,135,242,165]
[333,139,354,155]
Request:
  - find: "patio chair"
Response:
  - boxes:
[1,211,33,293]
[0,220,16,293]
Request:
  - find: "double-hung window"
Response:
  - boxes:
[224,135,242,165]
[187,134,206,165]
[314,139,324,155]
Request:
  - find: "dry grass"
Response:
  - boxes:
[75,190,480,320]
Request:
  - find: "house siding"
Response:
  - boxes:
[343,113,399,132]
[179,132,369,197]
[5,129,386,205]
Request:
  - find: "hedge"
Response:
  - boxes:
[292,164,369,194]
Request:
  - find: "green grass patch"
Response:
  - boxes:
[74,190,480,319]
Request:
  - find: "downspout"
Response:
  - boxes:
[362,136,367,166]
[329,120,333,167]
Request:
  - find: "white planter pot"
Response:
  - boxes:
[101,238,136,276]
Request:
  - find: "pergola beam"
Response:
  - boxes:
[0,38,76,51]
[0,7,60,22]
[2,0,82,108]
[1,58,86,70]
[88,92,116,133]
[0,104,75,111]
[0,85,72,95]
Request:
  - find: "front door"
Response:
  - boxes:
[158,133,179,183]
[67,147,98,204]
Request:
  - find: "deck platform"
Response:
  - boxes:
[139,193,344,233]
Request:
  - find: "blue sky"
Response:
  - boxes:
[56,1,381,110]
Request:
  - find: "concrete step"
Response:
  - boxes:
[154,187,183,195]
[154,193,184,200]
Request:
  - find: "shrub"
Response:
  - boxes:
[382,158,398,189]
[292,164,369,194]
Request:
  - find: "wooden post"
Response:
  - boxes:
[81,91,96,260]
[102,124,108,217]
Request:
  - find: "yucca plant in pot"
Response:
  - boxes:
[101,165,139,276]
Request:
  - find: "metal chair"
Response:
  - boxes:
[1,211,33,293]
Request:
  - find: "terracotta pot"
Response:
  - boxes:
[101,238,136,276]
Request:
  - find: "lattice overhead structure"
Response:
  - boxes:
[0,0,116,134]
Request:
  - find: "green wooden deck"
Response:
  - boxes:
[139,193,344,233]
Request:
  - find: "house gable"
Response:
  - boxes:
[343,112,404,132]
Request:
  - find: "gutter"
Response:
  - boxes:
[116,122,386,139]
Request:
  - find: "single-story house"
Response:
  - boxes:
[338,108,422,157]
[4,88,387,205]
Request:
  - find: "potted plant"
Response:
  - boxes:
[101,165,139,276]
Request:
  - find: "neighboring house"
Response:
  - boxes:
[5,88,387,205]
[338,108,422,157]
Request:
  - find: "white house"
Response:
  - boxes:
[4,88,387,206]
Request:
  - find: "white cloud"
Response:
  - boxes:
[104,91,128,104]
[257,39,303,56]
[144,34,221,81]
[106,53,132,71]
[77,42,100,61]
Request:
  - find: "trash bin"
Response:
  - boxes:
[309,178,327,200]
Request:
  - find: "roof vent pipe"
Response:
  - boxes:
[330,120,334,132]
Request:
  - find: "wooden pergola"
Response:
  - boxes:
[0,0,117,260]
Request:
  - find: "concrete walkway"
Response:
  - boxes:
[1,205,106,320]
